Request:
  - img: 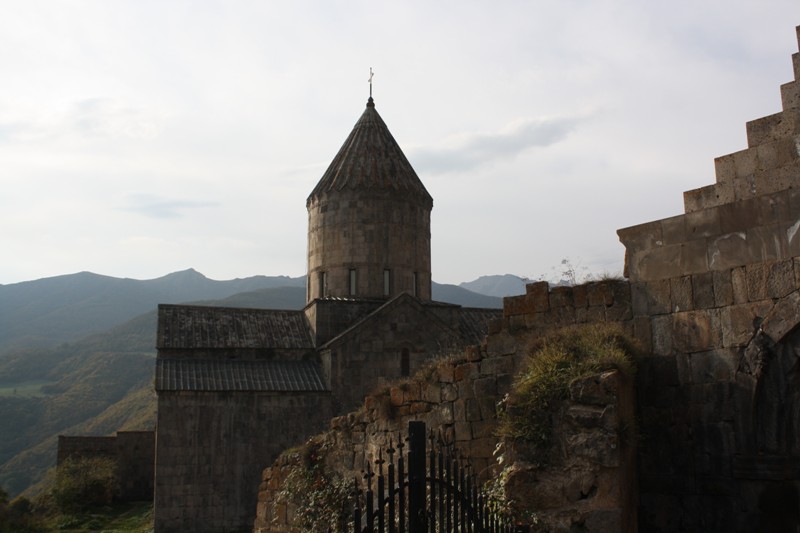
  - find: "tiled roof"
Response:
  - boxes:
[457,307,503,345]
[155,359,328,392]
[307,98,432,207]
[157,305,313,350]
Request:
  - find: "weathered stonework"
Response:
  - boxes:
[254,287,638,533]
[615,25,800,532]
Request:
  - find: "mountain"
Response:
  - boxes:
[459,274,527,298]
[0,271,504,497]
[0,271,503,357]
[0,270,305,355]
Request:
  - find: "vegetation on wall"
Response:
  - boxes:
[274,438,352,533]
[497,323,638,459]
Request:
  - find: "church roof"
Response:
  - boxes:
[455,307,503,345]
[157,304,313,350]
[155,359,327,392]
[307,98,433,207]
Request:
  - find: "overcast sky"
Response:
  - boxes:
[2,1,799,286]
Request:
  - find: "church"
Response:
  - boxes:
[152,96,501,532]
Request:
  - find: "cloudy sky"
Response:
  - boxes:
[2,1,799,286]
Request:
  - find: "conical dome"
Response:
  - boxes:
[306,97,432,303]
[307,98,432,207]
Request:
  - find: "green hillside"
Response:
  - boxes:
[0,276,502,498]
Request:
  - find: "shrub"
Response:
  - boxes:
[51,457,117,513]
[274,439,352,533]
[497,323,638,458]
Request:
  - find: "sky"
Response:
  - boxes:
[2,1,800,286]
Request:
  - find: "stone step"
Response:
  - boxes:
[781,80,800,111]
[746,110,800,147]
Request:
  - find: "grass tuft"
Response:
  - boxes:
[497,323,638,456]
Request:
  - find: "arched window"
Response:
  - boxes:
[401,348,410,377]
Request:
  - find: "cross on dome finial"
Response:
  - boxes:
[368,67,374,98]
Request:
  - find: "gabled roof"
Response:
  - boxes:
[157,304,313,350]
[319,292,458,349]
[155,359,327,392]
[455,307,503,345]
[307,98,432,207]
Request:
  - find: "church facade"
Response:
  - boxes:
[152,97,500,532]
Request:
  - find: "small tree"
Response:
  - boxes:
[51,457,117,513]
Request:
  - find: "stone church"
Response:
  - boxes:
[152,96,500,532]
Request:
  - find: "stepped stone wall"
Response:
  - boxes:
[615,25,800,532]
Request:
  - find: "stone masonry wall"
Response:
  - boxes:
[155,391,331,533]
[614,25,800,532]
[254,279,636,533]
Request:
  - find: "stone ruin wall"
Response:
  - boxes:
[57,431,155,502]
[253,279,638,533]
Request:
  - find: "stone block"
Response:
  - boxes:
[473,377,497,397]
[610,279,631,304]
[617,220,664,252]
[670,276,693,313]
[480,355,514,376]
[691,272,715,309]
[762,290,800,343]
[583,509,622,532]
[712,269,734,307]
[718,198,759,234]
[731,266,748,304]
[549,285,573,308]
[503,295,527,317]
[795,257,800,288]
[632,244,682,281]
[684,185,720,213]
[795,50,800,80]
[782,81,800,111]
[651,315,673,356]
[746,112,788,147]
[681,239,710,275]
[746,263,770,301]
[685,208,721,239]
[646,279,672,315]
[470,420,496,438]
[767,259,796,298]
[631,282,648,315]
[454,398,481,422]
[453,421,472,440]
[733,174,757,201]
[453,362,479,382]
[661,215,687,244]
[672,310,717,354]
[477,396,499,419]
[422,383,440,403]
[569,370,619,406]
[633,316,653,353]
[755,168,797,195]
[689,350,737,384]
[525,281,550,312]
[734,148,758,179]
[759,192,793,225]
[708,232,751,271]
[572,283,588,308]
[714,153,737,183]
[721,301,774,348]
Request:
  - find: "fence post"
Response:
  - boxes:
[408,421,426,533]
